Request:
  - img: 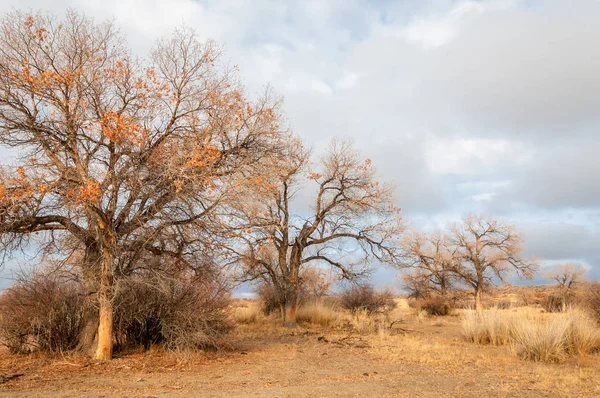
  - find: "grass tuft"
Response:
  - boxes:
[461,307,600,362]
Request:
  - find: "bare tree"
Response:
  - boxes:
[543,262,587,293]
[0,11,282,359]
[227,139,404,327]
[399,231,454,298]
[446,214,538,314]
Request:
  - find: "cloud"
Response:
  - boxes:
[489,138,600,210]
[0,0,599,280]
[519,220,600,279]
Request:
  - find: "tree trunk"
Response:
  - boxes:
[475,288,483,316]
[78,311,98,353]
[94,249,114,360]
[78,246,100,353]
[440,279,447,297]
[282,292,298,328]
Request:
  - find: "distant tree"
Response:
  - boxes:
[446,214,538,314]
[0,11,282,359]
[399,231,454,298]
[229,139,404,327]
[543,262,587,293]
[401,269,437,299]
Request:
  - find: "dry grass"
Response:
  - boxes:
[296,300,338,326]
[3,294,600,397]
[231,300,264,324]
[461,307,600,362]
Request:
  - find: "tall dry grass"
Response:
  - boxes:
[296,300,338,326]
[461,307,600,362]
[232,301,264,324]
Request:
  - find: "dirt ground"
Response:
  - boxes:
[1,306,599,397]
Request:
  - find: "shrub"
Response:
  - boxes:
[419,297,452,316]
[255,282,283,316]
[254,268,334,317]
[340,284,396,315]
[510,315,571,362]
[580,282,600,324]
[542,294,572,313]
[113,270,232,351]
[0,266,233,354]
[494,300,513,310]
[511,309,599,362]
[0,274,84,354]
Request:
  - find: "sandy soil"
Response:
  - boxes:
[1,310,599,397]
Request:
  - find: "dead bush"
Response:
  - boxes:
[494,300,513,310]
[114,270,232,351]
[0,274,84,354]
[580,282,600,324]
[542,294,574,313]
[0,264,232,354]
[419,297,452,316]
[340,284,396,315]
[254,268,334,317]
[255,282,283,316]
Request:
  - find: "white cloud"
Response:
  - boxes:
[310,80,334,95]
[424,137,530,176]
[1,0,599,277]
[335,71,359,90]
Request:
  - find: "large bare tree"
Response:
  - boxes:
[0,11,282,359]
[228,139,404,327]
[446,214,538,313]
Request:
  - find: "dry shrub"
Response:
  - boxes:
[419,297,452,316]
[340,284,396,315]
[254,269,334,317]
[352,309,393,334]
[296,299,337,326]
[494,300,513,310]
[0,274,84,354]
[114,270,232,351]
[232,301,263,324]
[511,309,599,362]
[0,265,232,354]
[461,308,526,346]
[579,282,600,324]
[542,294,573,313]
[461,307,600,362]
[255,282,282,316]
[407,298,418,309]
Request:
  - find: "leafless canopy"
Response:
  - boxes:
[0,10,283,358]
[399,214,538,311]
[399,230,454,298]
[227,138,404,326]
[543,262,587,292]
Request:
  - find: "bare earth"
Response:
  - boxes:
[1,308,599,397]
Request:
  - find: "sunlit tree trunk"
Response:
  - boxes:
[475,287,484,316]
[94,244,114,360]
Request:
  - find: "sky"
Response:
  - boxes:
[0,0,599,290]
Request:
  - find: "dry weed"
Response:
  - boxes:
[461,307,600,362]
[296,300,337,326]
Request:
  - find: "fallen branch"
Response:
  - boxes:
[388,319,418,333]
[0,373,24,384]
